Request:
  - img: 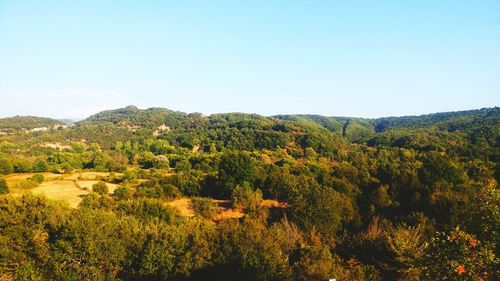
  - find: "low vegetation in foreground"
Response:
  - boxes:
[0,106,498,280]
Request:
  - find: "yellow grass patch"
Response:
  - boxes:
[4,173,62,186]
[6,172,121,208]
[262,199,287,208]
[26,180,87,208]
[64,172,113,180]
[166,198,195,217]
[213,209,245,221]
[76,180,118,193]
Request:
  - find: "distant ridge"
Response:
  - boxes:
[0,116,64,130]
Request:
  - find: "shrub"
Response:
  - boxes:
[0,158,13,174]
[422,227,496,280]
[33,160,48,172]
[80,192,115,210]
[231,182,263,212]
[288,185,343,236]
[0,178,8,194]
[191,197,219,219]
[92,181,109,196]
[114,198,177,223]
[30,173,45,184]
[15,179,39,189]
[113,186,134,200]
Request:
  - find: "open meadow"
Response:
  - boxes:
[5,172,118,208]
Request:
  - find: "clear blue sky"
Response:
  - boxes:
[1,0,499,119]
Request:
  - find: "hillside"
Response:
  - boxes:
[72,106,499,158]
[0,116,64,130]
[0,106,498,280]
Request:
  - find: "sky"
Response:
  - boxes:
[0,0,499,119]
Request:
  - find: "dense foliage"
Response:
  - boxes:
[0,106,498,280]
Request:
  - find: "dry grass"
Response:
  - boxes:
[64,172,113,180]
[262,199,287,208]
[41,142,72,150]
[6,172,120,208]
[5,173,284,215]
[212,209,245,221]
[166,198,195,217]
[27,180,87,208]
[4,173,62,186]
[77,180,118,193]
[166,198,245,220]
[165,198,285,220]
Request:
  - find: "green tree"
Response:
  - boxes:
[217,151,258,197]
[175,158,192,173]
[232,182,263,212]
[0,158,13,174]
[288,184,343,236]
[33,160,48,172]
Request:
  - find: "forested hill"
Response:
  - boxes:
[71,106,499,157]
[0,116,64,130]
[1,106,497,158]
[79,105,499,142]
[276,107,500,142]
[0,106,499,280]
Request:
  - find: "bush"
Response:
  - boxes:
[80,192,115,210]
[33,160,48,172]
[422,227,496,280]
[191,197,219,219]
[288,185,343,236]
[15,179,39,189]
[92,181,109,195]
[135,178,181,199]
[0,178,8,194]
[0,158,13,175]
[231,182,263,212]
[30,173,45,184]
[114,198,177,223]
[113,186,135,200]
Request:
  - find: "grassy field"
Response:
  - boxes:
[5,172,283,217]
[29,180,87,208]
[166,198,284,220]
[5,172,117,208]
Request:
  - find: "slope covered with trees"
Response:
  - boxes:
[0,106,498,280]
[0,116,64,130]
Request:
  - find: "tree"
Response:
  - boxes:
[232,182,263,212]
[138,151,155,169]
[217,151,258,197]
[175,158,192,173]
[13,159,32,173]
[383,224,427,280]
[33,160,48,173]
[288,184,343,236]
[92,181,109,196]
[0,158,13,174]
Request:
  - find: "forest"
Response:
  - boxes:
[0,106,498,281]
